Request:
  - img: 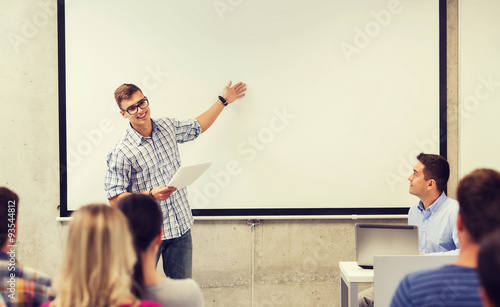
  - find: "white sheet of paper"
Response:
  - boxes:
[167,162,212,189]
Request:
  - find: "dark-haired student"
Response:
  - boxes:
[478,229,500,307]
[0,187,52,306]
[407,153,459,255]
[117,194,204,307]
[390,168,500,306]
[359,153,459,307]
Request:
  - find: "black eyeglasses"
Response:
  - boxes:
[122,97,149,115]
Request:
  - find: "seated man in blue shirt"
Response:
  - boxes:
[390,168,500,306]
[407,153,459,255]
[359,153,459,307]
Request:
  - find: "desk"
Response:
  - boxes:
[339,261,373,307]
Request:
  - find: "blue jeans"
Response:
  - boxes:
[156,229,192,279]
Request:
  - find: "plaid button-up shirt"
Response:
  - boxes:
[105,117,201,239]
[0,252,52,306]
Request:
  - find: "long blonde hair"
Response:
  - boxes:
[51,204,139,307]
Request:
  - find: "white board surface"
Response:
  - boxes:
[63,0,440,212]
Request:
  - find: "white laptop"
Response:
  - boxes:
[355,223,419,269]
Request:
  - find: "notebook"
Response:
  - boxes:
[355,223,419,269]
[166,162,212,189]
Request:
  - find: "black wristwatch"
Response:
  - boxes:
[219,96,228,106]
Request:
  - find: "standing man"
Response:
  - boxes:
[390,168,500,306]
[104,81,246,279]
[359,153,459,307]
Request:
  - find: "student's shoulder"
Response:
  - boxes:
[444,196,459,207]
[2,262,52,286]
[25,266,51,286]
[146,278,203,305]
[393,265,476,306]
[107,130,138,156]
[152,117,175,127]
[407,200,421,215]
[159,277,201,293]
[405,264,468,286]
[442,196,459,215]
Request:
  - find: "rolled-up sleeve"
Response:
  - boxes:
[104,150,131,199]
[172,118,202,143]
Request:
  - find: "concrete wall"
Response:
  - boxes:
[0,1,458,306]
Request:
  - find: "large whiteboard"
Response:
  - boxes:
[459,0,500,177]
[60,0,441,215]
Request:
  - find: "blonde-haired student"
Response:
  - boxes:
[42,204,161,307]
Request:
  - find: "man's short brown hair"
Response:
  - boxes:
[114,83,143,109]
[416,153,450,193]
[457,168,500,243]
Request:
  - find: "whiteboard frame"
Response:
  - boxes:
[57,0,448,218]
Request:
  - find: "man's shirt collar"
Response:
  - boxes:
[127,119,158,146]
[417,191,447,213]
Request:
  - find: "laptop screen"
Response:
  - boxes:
[355,223,419,269]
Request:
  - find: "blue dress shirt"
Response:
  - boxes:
[408,192,459,254]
